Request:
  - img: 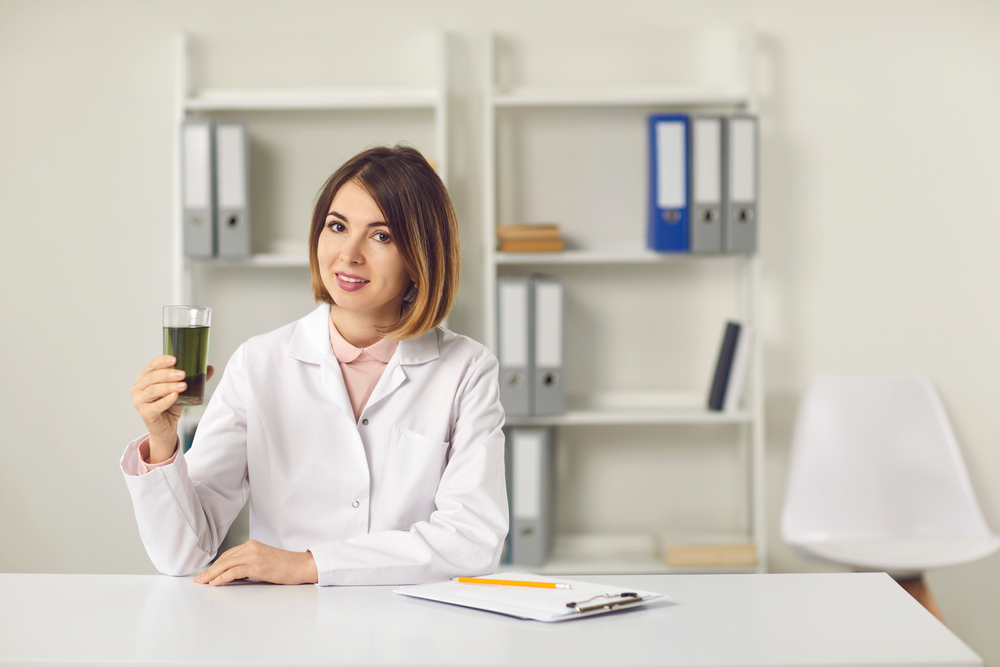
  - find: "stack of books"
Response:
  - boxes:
[497,224,564,253]
[666,542,758,568]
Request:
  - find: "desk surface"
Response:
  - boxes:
[0,572,981,667]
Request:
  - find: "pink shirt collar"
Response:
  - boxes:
[328,317,398,363]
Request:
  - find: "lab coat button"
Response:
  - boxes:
[361,418,369,426]
[352,500,360,508]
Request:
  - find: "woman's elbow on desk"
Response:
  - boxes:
[150,551,213,578]
[143,536,215,578]
[450,521,507,577]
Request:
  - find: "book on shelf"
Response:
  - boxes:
[707,320,753,412]
[722,323,754,412]
[501,239,565,253]
[497,223,564,253]
[707,321,740,411]
[665,542,757,567]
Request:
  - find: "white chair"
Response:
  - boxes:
[782,374,999,581]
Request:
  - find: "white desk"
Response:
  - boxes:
[0,572,980,666]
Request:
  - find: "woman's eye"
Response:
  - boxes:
[326,221,345,232]
[374,232,391,243]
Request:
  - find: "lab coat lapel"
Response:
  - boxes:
[363,328,441,414]
[363,357,406,414]
[287,304,355,421]
[320,357,355,421]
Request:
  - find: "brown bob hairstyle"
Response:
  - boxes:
[308,145,460,340]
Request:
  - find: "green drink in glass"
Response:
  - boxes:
[163,306,211,406]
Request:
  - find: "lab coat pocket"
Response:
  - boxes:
[383,427,449,528]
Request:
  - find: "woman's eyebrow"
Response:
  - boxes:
[326,211,387,228]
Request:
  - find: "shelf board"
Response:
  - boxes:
[506,408,750,427]
[505,391,751,426]
[495,246,748,265]
[492,85,750,109]
[499,533,759,575]
[186,253,309,268]
[499,558,757,576]
[184,87,441,111]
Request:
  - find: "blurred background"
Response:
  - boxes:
[1,0,997,662]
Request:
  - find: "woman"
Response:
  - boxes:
[123,145,508,587]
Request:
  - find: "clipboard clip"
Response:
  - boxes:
[566,592,643,614]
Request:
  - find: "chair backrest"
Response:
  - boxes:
[781,373,993,543]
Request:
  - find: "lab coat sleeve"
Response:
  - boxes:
[308,352,509,586]
[120,346,251,576]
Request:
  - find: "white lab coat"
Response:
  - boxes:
[121,304,509,586]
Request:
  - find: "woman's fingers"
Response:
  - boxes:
[133,379,185,415]
[208,568,249,587]
[140,379,186,403]
[132,358,188,411]
[194,545,242,584]
[134,358,213,400]
[135,356,176,382]
[136,369,186,394]
[146,391,181,415]
[132,358,179,398]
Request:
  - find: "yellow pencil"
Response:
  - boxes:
[452,577,571,589]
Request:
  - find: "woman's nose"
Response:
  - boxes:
[339,237,365,263]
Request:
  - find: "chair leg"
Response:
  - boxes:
[897,576,945,624]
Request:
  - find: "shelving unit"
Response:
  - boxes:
[484,30,766,575]
[170,31,451,550]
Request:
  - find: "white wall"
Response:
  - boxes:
[1,0,998,661]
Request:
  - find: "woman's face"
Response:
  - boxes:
[317,180,412,324]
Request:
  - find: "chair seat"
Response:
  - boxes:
[790,536,1000,572]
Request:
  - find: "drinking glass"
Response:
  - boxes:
[163,306,211,406]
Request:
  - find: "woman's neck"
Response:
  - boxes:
[329,306,389,348]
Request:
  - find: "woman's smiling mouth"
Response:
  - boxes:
[335,272,370,291]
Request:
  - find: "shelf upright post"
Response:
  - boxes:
[734,23,766,571]
[172,32,190,307]
[434,30,449,188]
[482,33,498,352]
[749,254,767,573]
[744,26,766,571]
[731,23,764,571]
[734,255,752,551]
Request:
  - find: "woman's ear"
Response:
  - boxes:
[403,281,418,303]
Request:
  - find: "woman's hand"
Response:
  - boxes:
[130,356,214,463]
[193,540,319,586]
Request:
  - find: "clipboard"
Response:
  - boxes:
[393,572,667,622]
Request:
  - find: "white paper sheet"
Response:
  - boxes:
[394,572,667,622]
